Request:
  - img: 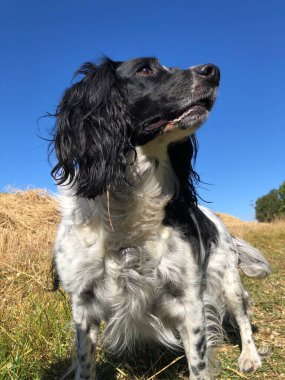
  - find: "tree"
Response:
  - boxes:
[255,189,283,222]
[277,181,285,214]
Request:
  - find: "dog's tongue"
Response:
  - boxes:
[144,119,168,131]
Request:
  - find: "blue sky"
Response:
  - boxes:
[1,0,284,220]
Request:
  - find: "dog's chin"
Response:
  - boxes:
[163,105,209,133]
[140,109,209,152]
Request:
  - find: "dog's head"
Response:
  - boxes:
[117,57,219,146]
[51,57,220,198]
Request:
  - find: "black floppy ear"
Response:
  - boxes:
[168,136,200,204]
[51,58,133,198]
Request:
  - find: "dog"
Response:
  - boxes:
[51,57,270,380]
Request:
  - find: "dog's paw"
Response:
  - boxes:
[238,349,262,372]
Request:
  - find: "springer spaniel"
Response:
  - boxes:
[51,57,270,379]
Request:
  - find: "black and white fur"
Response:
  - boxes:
[51,57,270,380]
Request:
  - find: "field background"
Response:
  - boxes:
[0,190,284,380]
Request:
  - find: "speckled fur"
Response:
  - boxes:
[55,146,266,379]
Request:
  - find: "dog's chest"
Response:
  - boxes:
[57,186,197,350]
[99,228,190,313]
[59,189,195,320]
[89,231,194,350]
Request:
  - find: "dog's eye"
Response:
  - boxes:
[136,65,155,77]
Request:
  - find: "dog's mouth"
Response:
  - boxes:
[144,96,214,133]
[171,97,212,123]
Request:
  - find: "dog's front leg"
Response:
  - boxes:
[72,296,99,380]
[222,270,261,372]
[177,297,211,380]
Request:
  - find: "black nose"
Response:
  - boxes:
[194,64,220,85]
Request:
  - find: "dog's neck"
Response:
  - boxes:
[94,145,177,240]
[134,145,177,197]
[100,151,174,209]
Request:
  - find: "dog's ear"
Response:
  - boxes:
[168,136,200,204]
[51,58,133,198]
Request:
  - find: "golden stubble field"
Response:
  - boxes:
[0,190,284,379]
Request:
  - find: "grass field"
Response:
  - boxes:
[0,190,284,379]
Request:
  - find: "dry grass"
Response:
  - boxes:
[0,189,284,379]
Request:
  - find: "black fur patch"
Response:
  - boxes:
[196,334,207,359]
[191,365,200,376]
[198,361,206,370]
[164,138,219,265]
[192,327,202,335]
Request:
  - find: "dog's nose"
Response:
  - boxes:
[194,64,220,85]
